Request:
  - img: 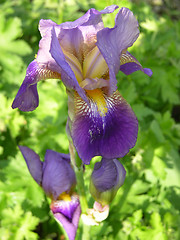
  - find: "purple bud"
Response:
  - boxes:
[19,146,76,200]
[90,158,126,205]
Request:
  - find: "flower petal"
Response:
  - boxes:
[42,149,76,199]
[91,158,126,192]
[96,7,139,95]
[19,146,43,185]
[51,195,79,221]
[49,27,88,102]
[39,19,58,37]
[12,60,61,111]
[53,204,81,240]
[71,90,138,164]
[91,159,118,192]
[58,5,119,62]
[120,51,153,76]
[90,158,126,204]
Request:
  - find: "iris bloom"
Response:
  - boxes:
[90,158,126,205]
[19,146,80,240]
[13,5,152,164]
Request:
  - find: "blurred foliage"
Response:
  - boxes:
[0,0,179,239]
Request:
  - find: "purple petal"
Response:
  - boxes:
[49,27,88,103]
[113,159,126,188]
[60,5,119,29]
[91,158,126,192]
[19,146,43,185]
[39,19,58,37]
[96,7,139,95]
[42,149,76,199]
[91,159,118,192]
[12,60,61,112]
[120,51,153,76]
[53,204,81,240]
[71,90,138,164]
[12,61,39,111]
[12,83,39,112]
[51,195,79,221]
[58,5,119,62]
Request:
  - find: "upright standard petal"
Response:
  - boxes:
[58,5,119,62]
[19,146,43,185]
[71,90,138,164]
[42,149,76,200]
[49,27,88,103]
[120,51,153,76]
[96,7,139,95]
[12,60,61,111]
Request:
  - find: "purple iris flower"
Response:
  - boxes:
[19,146,80,240]
[90,158,126,205]
[13,6,152,165]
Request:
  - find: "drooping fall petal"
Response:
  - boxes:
[12,60,60,111]
[71,90,138,164]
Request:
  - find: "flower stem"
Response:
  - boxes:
[69,142,90,240]
[74,164,88,213]
[69,141,88,213]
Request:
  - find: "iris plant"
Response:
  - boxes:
[13,5,152,239]
[12,5,152,165]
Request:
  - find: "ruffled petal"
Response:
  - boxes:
[19,146,43,185]
[42,149,76,200]
[39,19,58,37]
[58,5,119,62]
[71,90,138,164]
[120,51,153,76]
[12,60,61,111]
[96,7,139,95]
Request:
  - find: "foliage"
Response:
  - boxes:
[0,0,179,239]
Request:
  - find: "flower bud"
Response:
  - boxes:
[19,146,80,240]
[19,146,76,200]
[90,158,126,205]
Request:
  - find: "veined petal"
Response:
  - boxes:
[51,195,79,221]
[12,60,60,111]
[71,90,138,164]
[83,46,108,79]
[19,146,43,185]
[80,78,109,90]
[49,27,88,103]
[120,51,153,76]
[96,7,139,95]
[42,150,76,200]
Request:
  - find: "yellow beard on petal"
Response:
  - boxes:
[86,89,108,116]
[58,192,71,201]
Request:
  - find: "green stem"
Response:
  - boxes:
[74,165,88,213]
[81,223,90,240]
[69,141,88,214]
[69,142,91,240]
